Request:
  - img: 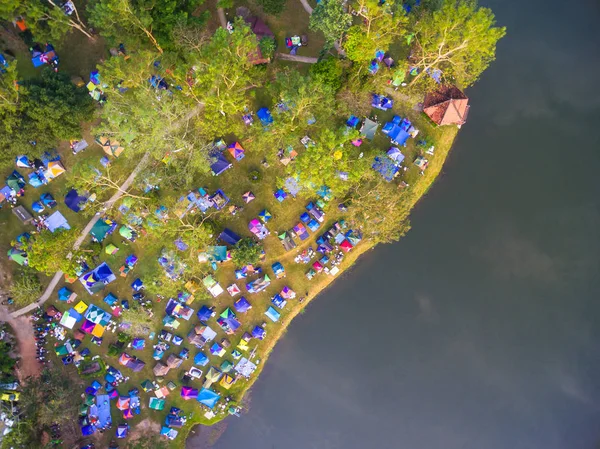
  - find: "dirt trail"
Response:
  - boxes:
[0,306,41,380]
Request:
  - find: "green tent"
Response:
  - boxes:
[6,173,24,191]
[7,248,27,266]
[105,243,118,255]
[79,404,89,416]
[84,394,95,406]
[119,225,133,240]
[149,397,165,410]
[55,345,69,356]
[141,380,154,392]
[220,360,233,373]
[91,219,111,242]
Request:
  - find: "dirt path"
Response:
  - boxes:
[217,8,227,29]
[0,306,41,380]
[276,53,318,63]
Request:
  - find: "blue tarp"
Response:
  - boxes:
[65,189,87,212]
[372,156,399,182]
[96,394,112,427]
[219,228,241,246]
[257,107,273,126]
[197,388,220,409]
[46,211,70,232]
[382,122,410,146]
[210,154,232,176]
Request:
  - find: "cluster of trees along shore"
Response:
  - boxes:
[0,0,504,445]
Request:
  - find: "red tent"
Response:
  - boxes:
[340,239,353,252]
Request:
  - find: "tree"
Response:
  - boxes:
[21,69,96,140]
[232,238,263,268]
[27,230,96,277]
[120,301,157,336]
[259,36,276,60]
[8,268,42,307]
[310,57,346,92]
[409,0,506,87]
[257,0,286,15]
[0,0,92,41]
[292,127,370,197]
[0,341,16,381]
[309,0,352,48]
[344,0,408,63]
[344,176,413,243]
[88,0,206,52]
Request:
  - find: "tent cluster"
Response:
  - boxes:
[210,140,248,176]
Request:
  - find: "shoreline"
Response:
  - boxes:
[180,123,460,449]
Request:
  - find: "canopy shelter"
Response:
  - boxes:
[235,357,257,378]
[65,189,87,212]
[242,191,255,203]
[149,397,165,410]
[258,209,272,223]
[219,228,241,246]
[227,142,245,161]
[46,211,70,233]
[248,218,268,240]
[210,189,230,210]
[423,85,470,126]
[203,368,223,388]
[96,136,124,157]
[360,118,379,140]
[210,154,232,176]
[274,189,287,202]
[203,275,224,297]
[293,223,310,241]
[12,206,33,224]
[257,107,273,126]
[91,218,114,242]
[234,296,252,313]
[217,308,241,334]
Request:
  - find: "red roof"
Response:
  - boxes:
[423,86,470,126]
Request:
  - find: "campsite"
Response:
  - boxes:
[0,0,504,447]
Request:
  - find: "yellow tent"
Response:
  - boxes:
[237,340,249,352]
[47,161,66,179]
[219,374,235,390]
[74,301,88,314]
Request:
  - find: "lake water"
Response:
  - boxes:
[189,0,600,448]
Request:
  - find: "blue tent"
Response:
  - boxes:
[210,154,232,176]
[265,306,281,322]
[81,425,95,436]
[197,388,220,409]
[219,228,241,246]
[15,155,31,168]
[234,297,251,313]
[46,211,70,232]
[28,172,44,187]
[65,189,87,212]
[80,262,116,294]
[104,293,118,306]
[116,424,128,439]
[284,177,301,197]
[32,201,45,213]
[131,278,144,291]
[41,192,56,207]
[197,305,213,322]
[257,107,273,126]
[300,212,310,223]
[272,262,285,277]
[372,94,393,110]
[251,325,266,340]
[194,352,209,366]
[382,122,410,146]
[387,147,405,165]
[346,115,360,128]
[58,287,73,301]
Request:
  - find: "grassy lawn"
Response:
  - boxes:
[0,4,461,448]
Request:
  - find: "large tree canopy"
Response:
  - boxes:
[309,0,352,47]
[410,0,506,87]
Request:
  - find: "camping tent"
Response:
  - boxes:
[15,155,31,168]
[372,94,393,110]
[7,248,27,266]
[194,352,209,366]
[6,171,25,191]
[251,325,266,340]
[234,297,251,313]
[274,189,287,202]
[258,209,272,223]
[203,275,224,297]
[149,397,165,410]
[12,206,32,223]
[278,231,297,251]
[423,85,470,126]
[116,424,128,439]
[46,211,70,232]
[265,306,281,322]
[257,107,273,126]
[387,147,405,164]
[242,191,255,203]
[153,362,170,377]
[181,386,199,400]
[64,189,87,212]
[58,286,75,302]
[80,262,116,294]
[46,161,66,179]
[96,136,124,157]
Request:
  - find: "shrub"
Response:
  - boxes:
[257,0,286,15]
[259,36,276,60]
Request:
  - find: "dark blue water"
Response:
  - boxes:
[193,0,600,448]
